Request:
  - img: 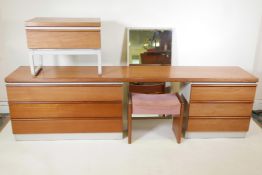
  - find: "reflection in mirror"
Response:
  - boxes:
[128,28,172,65]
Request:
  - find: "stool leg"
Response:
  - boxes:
[172,105,184,143]
[172,116,182,143]
[128,103,132,144]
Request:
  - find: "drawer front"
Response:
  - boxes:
[187,117,250,132]
[7,85,123,102]
[189,102,253,117]
[26,29,100,49]
[9,103,122,119]
[12,119,122,134]
[190,85,256,101]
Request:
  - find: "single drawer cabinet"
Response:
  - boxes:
[185,84,256,138]
[25,17,102,75]
[6,83,124,140]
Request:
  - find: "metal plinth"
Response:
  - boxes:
[15,132,123,141]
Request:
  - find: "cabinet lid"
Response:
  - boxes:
[25,17,101,27]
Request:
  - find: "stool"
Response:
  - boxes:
[128,93,184,144]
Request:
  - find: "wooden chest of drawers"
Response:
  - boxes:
[7,84,123,136]
[185,84,256,137]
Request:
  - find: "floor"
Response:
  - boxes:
[0,119,262,175]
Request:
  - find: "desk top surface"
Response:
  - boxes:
[5,66,258,83]
[25,17,101,27]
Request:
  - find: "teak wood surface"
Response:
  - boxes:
[187,117,250,132]
[190,85,257,101]
[9,103,123,119]
[5,66,258,83]
[25,17,101,27]
[189,102,253,117]
[6,85,123,102]
[12,118,122,134]
[26,30,100,49]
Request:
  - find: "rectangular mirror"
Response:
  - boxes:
[127,28,172,65]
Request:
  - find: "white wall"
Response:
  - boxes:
[253,17,262,110]
[0,0,262,112]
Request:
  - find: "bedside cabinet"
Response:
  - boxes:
[25,17,102,75]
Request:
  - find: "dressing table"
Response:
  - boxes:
[5,19,258,141]
[5,66,258,140]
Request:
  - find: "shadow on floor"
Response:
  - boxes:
[253,110,262,128]
[0,114,10,132]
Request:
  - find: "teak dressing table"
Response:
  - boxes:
[5,66,258,141]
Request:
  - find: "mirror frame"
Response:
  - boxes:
[127,27,173,66]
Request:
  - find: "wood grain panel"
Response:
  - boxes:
[25,17,101,27]
[189,102,253,117]
[187,117,250,131]
[26,30,100,49]
[12,118,122,134]
[5,66,258,83]
[7,85,123,102]
[191,85,256,101]
[9,103,122,119]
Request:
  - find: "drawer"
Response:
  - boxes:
[26,29,100,49]
[189,102,253,117]
[187,117,250,132]
[9,103,122,119]
[7,85,123,102]
[190,85,256,101]
[11,118,122,134]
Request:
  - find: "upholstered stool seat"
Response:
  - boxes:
[128,93,184,144]
[132,93,181,115]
